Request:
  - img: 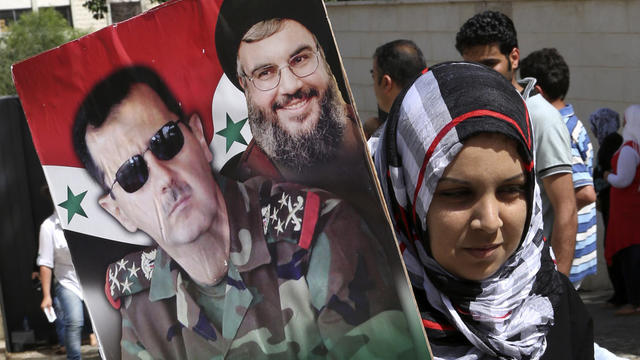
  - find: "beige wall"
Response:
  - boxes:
[327,0,640,130]
[327,0,638,290]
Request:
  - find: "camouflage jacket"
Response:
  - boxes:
[105,178,415,359]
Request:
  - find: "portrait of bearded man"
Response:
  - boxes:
[215,0,386,236]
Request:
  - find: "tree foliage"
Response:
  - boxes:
[83,0,109,20]
[0,8,86,95]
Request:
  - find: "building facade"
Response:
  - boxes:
[0,0,155,33]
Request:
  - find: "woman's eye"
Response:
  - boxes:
[498,184,526,197]
[437,189,472,198]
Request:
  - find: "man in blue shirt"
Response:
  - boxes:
[520,48,598,287]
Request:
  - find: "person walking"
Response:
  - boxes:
[589,108,625,306]
[605,104,640,315]
[37,211,86,360]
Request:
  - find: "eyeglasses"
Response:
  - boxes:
[108,121,184,197]
[243,48,320,91]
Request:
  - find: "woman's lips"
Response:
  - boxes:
[464,244,501,259]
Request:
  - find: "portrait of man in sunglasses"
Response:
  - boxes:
[71,65,413,359]
[215,0,379,228]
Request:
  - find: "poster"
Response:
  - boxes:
[13,0,431,358]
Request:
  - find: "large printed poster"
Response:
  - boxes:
[13,0,431,358]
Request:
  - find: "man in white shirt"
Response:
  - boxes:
[37,212,85,360]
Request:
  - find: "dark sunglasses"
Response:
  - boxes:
[108,121,184,197]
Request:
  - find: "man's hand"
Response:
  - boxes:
[542,172,578,276]
[39,265,54,309]
[41,294,53,311]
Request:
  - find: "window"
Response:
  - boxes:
[52,6,73,27]
[0,6,71,33]
[0,8,30,32]
[111,2,141,23]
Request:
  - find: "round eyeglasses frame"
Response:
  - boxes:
[243,48,320,91]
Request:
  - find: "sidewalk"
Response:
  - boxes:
[0,308,99,360]
[0,343,99,360]
[581,290,640,360]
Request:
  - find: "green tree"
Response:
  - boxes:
[0,8,86,95]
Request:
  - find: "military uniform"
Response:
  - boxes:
[219,104,392,248]
[106,177,414,359]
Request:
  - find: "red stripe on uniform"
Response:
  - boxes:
[105,271,121,309]
[422,318,455,331]
[412,109,528,223]
[299,192,320,249]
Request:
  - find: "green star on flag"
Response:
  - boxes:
[57,186,88,224]
[216,113,248,152]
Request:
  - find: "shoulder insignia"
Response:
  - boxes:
[261,190,320,249]
[104,248,157,309]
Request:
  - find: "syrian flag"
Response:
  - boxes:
[211,74,250,171]
[12,0,250,245]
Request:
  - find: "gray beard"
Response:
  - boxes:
[247,82,346,172]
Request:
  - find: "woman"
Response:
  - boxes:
[374,62,593,359]
[605,104,640,315]
[589,108,624,306]
[590,108,623,228]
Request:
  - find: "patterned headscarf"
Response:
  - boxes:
[622,105,640,146]
[589,108,620,145]
[374,62,563,359]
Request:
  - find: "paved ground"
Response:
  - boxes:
[581,290,640,360]
[0,290,637,359]
[0,344,99,360]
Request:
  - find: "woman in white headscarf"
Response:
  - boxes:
[374,62,593,359]
[605,104,640,315]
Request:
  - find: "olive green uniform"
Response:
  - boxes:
[105,178,414,359]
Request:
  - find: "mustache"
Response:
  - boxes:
[248,80,346,171]
[162,182,192,216]
[272,87,319,112]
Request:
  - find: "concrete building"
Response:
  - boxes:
[0,0,155,33]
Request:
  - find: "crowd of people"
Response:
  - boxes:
[367,9,638,360]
